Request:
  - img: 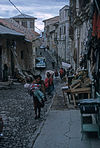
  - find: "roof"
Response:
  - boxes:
[12,14,37,19]
[43,16,59,27]
[59,5,69,12]
[0,24,24,36]
[43,16,59,23]
[0,18,40,41]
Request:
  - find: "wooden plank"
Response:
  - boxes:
[71,87,91,93]
[71,87,91,107]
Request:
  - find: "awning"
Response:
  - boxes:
[62,62,71,69]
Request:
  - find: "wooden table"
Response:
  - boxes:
[71,87,91,107]
[62,79,81,105]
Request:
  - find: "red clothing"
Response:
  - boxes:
[30,80,41,91]
[92,11,100,39]
[59,69,64,75]
[44,77,53,88]
[97,14,100,39]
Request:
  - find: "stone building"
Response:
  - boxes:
[0,17,40,81]
[43,6,71,66]
[43,16,59,63]
[69,0,95,70]
[58,5,70,63]
[32,36,41,70]
[69,0,89,70]
[69,0,100,96]
[0,24,25,81]
[12,14,37,31]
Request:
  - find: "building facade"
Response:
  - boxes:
[0,16,40,81]
[43,16,59,64]
[69,0,100,95]
[58,5,70,63]
[12,14,37,31]
[0,25,26,81]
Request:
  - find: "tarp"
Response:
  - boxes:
[62,62,71,69]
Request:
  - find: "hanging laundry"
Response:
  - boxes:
[92,11,97,37]
[97,14,100,39]
[92,10,100,39]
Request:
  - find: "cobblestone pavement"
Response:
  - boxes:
[51,77,76,110]
[0,83,52,148]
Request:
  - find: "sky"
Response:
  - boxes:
[0,0,69,33]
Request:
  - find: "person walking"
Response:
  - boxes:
[44,72,54,95]
[29,75,45,119]
[59,68,64,79]
[52,61,55,69]
[54,69,59,78]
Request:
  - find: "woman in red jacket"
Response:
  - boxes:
[59,68,64,79]
[45,72,54,95]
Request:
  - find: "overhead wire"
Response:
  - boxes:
[8,0,42,33]
[9,0,23,15]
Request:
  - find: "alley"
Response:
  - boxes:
[0,0,100,148]
[33,78,100,148]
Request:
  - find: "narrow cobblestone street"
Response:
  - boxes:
[0,82,52,148]
[0,45,61,148]
[0,45,59,148]
[0,0,100,148]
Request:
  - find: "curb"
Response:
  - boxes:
[30,93,55,148]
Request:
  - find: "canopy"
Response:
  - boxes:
[62,62,71,69]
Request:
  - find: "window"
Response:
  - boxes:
[12,40,16,49]
[60,27,61,38]
[30,21,34,29]
[21,50,24,59]
[16,21,19,24]
[22,21,27,28]
[64,26,66,34]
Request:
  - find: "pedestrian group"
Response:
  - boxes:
[24,67,67,119]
